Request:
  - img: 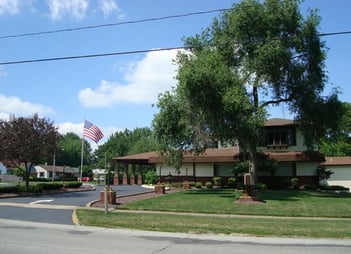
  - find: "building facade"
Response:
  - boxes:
[112,118,332,188]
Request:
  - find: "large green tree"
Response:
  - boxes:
[319,102,351,156]
[0,114,60,189]
[56,132,92,167]
[153,0,342,186]
[95,127,158,166]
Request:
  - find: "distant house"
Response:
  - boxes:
[0,162,6,175]
[0,160,17,175]
[34,165,79,181]
[92,168,106,182]
[112,118,327,188]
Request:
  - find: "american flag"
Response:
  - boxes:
[83,120,104,143]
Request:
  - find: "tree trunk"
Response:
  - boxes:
[248,146,258,188]
[25,163,30,191]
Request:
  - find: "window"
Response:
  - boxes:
[264,126,296,147]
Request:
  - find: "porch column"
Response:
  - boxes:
[113,162,119,185]
[137,164,143,185]
[130,164,136,185]
[122,163,128,185]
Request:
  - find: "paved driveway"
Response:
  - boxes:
[0,185,152,225]
[0,185,151,207]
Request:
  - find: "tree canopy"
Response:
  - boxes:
[0,114,59,189]
[94,127,158,168]
[319,102,351,156]
[153,0,342,186]
[56,132,92,167]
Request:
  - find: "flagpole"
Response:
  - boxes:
[80,121,85,182]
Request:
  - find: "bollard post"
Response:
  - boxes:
[104,186,108,214]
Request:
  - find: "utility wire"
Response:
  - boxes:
[318,31,351,37]
[0,8,229,40]
[1,5,350,41]
[0,31,349,66]
[0,47,185,65]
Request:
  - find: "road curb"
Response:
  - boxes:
[72,209,79,225]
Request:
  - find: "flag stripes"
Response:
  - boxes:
[83,120,104,143]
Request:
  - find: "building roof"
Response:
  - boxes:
[321,157,351,166]
[264,118,295,127]
[112,151,159,164]
[266,151,325,162]
[113,148,324,164]
[36,165,79,173]
[113,148,242,164]
[150,148,242,164]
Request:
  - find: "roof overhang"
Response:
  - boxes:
[266,151,325,162]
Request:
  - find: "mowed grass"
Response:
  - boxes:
[76,210,351,238]
[76,189,351,238]
[119,189,351,218]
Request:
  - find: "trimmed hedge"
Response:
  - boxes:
[319,184,349,191]
[64,181,82,188]
[0,181,82,194]
[0,185,19,193]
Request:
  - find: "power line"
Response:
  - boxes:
[0,30,349,66]
[0,47,185,65]
[318,31,351,37]
[1,4,350,41]
[0,8,229,40]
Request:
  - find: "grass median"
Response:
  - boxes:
[76,189,351,238]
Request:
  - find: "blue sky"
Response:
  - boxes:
[0,0,350,148]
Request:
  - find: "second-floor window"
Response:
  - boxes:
[263,126,296,147]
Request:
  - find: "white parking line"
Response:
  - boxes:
[29,200,54,205]
[0,202,79,210]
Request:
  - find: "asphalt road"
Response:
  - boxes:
[0,184,152,224]
[1,218,350,254]
[0,185,150,206]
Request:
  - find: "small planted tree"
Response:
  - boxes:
[0,114,60,190]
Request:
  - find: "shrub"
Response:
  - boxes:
[64,181,82,188]
[0,185,19,193]
[236,182,244,190]
[316,165,334,181]
[144,171,158,185]
[213,177,222,186]
[195,182,202,189]
[319,184,349,191]
[290,178,299,189]
[256,183,267,190]
[302,184,317,191]
[36,182,63,191]
[227,177,237,188]
[170,182,183,188]
[205,182,213,189]
[20,184,44,193]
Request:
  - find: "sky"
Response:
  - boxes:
[0,0,350,149]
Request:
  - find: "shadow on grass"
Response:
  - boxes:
[173,189,350,204]
[258,189,351,201]
[183,189,235,196]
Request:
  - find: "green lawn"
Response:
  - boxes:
[119,189,351,218]
[76,189,351,238]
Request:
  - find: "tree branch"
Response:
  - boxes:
[261,97,291,108]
